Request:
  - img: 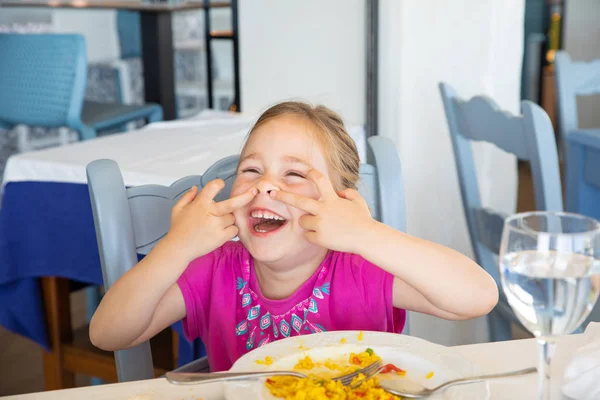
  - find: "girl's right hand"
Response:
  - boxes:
[166,179,257,263]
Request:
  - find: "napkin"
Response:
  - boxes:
[562,322,600,400]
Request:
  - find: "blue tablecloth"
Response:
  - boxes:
[0,180,205,367]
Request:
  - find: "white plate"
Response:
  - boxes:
[223,331,490,400]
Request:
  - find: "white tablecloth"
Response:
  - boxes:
[5,327,596,400]
[2,111,367,188]
[3,116,253,188]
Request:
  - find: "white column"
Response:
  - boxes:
[239,0,366,127]
[379,0,525,345]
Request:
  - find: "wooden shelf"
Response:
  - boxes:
[210,30,233,39]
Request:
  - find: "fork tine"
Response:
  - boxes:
[344,360,382,385]
[336,360,383,386]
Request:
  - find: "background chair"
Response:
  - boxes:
[0,33,162,142]
[555,52,600,220]
[554,52,600,326]
[439,82,564,342]
[86,135,407,381]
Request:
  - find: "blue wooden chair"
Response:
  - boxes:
[86,135,407,381]
[0,33,163,141]
[555,52,600,327]
[439,82,563,342]
[555,52,600,220]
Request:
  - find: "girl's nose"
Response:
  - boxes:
[255,178,280,195]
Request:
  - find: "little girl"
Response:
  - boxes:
[90,101,498,372]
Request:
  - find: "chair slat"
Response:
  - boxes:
[453,96,529,160]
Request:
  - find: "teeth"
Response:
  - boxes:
[251,210,285,220]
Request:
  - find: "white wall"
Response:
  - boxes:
[238,0,366,126]
[52,10,120,63]
[379,0,524,345]
[563,0,600,130]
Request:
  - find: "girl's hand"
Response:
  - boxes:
[166,180,257,262]
[273,170,375,253]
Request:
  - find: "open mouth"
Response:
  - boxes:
[249,209,288,235]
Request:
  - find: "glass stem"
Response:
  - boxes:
[537,338,555,400]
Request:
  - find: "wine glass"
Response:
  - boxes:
[499,211,600,400]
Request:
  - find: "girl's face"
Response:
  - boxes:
[231,116,333,267]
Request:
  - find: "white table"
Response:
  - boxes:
[3,332,590,400]
[3,114,254,188]
[3,111,367,187]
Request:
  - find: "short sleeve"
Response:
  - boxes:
[329,253,405,333]
[177,247,222,342]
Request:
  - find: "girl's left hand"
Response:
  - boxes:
[272,169,375,253]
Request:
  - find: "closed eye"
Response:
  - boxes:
[286,171,305,178]
[241,168,260,174]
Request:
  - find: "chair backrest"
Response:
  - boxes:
[439,82,563,284]
[555,51,600,142]
[86,135,406,382]
[0,33,87,131]
[116,11,142,59]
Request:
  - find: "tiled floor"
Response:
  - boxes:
[0,163,536,397]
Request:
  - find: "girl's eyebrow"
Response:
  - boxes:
[282,155,310,166]
[282,156,312,168]
[239,153,310,167]
[239,153,260,163]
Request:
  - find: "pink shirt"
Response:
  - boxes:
[177,241,406,371]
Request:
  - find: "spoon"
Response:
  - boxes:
[377,366,537,398]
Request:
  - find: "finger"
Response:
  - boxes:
[273,190,320,214]
[220,213,236,227]
[172,186,198,214]
[299,214,318,231]
[337,188,361,201]
[338,188,370,211]
[307,169,337,199]
[197,179,225,203]
[214,187,257,215]
[304,231,319,245]
[223,225,239,240]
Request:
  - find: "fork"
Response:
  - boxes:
[166,359,383,387]
[377,366,537,398]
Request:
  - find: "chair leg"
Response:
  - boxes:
[79,126,97,141]
[487,307,512,342]
[172,329,179,368]
[85,286,105,386]
[16,125,31,153]
[41,277,75,390]
[148,107,163,123]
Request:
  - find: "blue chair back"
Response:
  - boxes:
[554,51,600,145]
[555,53,600,331]
[555,51,600,220]
[86,135,407,382]
[116,11,142,59]
[439,82,563,341]
[0,33,87,131]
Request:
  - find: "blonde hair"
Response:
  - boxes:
[243,101,360,190]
